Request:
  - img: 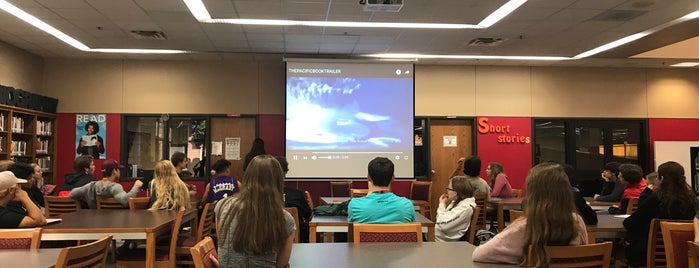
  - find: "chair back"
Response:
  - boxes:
[660,221,694,268]
[304,190,314,208]
[54,235,112,268]
[528,242,612,268]
[353,223,422,243]
[688,241,699,268]
[350,189,369,197]
[410,181,432,202]
[464,206,482,243]
[511,189,522,198]
[44,196,81,217]
[190,236,218,268]
[509,209,524,222]
[0,227,42,249]
[647,219,693,268]
[626,198,639,214]
[96,197,126,210]
[284,207,301,243]
[330,181,352,197]
[165,208,187,268]
[128,197,150,210]
[473,193,488,231]
[197,203,216,240]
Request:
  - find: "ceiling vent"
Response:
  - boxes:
[129,30,167,40]
[360,0,403,12]
[467,37,504,47]
[589,10,647,22]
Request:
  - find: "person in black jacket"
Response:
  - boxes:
[276,156,312,243]
[57,155,96,198]
[623,161,698,267]
[243,138,266,172]
[564,164,598,225]
[594,162,623,202]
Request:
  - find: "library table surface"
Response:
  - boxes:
[309,213,435,242]
[289,242,513,268]
[0,248,63,267]
[586,213,627,241]
[41,209,196,268]
[488,197,525,231]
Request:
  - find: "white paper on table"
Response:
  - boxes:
[614,215,631,218]
[211,141,223,156]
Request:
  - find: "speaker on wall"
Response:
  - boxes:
[0,84,58,113]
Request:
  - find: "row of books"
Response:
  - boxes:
[0,114,53,135]
[11,116,25,133]
[11,140,27,156]
[36,138,50,154]
[37,120,52,135]
[37,156,51,171]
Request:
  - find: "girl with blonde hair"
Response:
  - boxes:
[215,154,294,268]
[473,162,587,267]
[149,160,191,210]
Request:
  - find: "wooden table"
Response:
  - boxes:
[41,209,196,268]
[309,213,435,242]
[586,213,627,241]
[319,197,429,216]
[488,197,525,231]
[584,197,619,206]
[289,242,512,268]
[0,248,63,267]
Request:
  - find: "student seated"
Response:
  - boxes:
[57,155,96,197]
[277,156,312,243]
[69,159,142,209]
[6,162,45,214]
[608,164,646,214]
[487,162,513,198]
[638,171,657,205]
[623,161,697,267]
[450,156,491,199]
[348,157,416,223]
[473,162,588,266]
[0,171,46,228]
[202,159,240,204]
[435,176,476,241]
[148,160,191,210]
[564,164,597,225]
[594,162,623,202]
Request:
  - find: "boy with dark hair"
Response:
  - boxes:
[69,159,143,209]
[450,156,491,199]
[609,163,646,214]
[170,151,188,176]
[347,157,415,223]
[57,155,96,197]
[594,162,623,202]
[276,156,313,243]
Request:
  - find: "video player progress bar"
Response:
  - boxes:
[311,152,404,154]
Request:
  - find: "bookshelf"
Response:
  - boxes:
[0,104,56,185]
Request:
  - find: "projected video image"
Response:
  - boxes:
[286,77,413,151]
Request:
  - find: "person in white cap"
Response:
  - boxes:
[0,170,46,228]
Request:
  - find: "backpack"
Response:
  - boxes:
[474,229,496,246]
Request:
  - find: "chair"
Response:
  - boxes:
[97,197,128,210]
[688,241,699,268]
[350,189,369,197]
[116,207,185,268]
[463,207,482,244]
[330,181,352,197]
[0,227,42,249]
[527,242,613,268]
[53,235,113,268]
[284,207,301,243]
[175,203,216,266]
[128,197,150,210]
[647,219,692,268]
[511,189,522,197]
[190,237,218,268]
[473,193,488,231]
[304,190,314,208]
[626,198,639,214]
[509,209,524,222]
[660,221,695,268]
[44,196,81,217]
[410,181,432,218]
[352,223,422,243]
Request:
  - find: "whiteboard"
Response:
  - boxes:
[653,141,699,185]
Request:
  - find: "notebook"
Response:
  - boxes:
[46,218,62,224]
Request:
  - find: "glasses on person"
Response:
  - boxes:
[445,187,455,192]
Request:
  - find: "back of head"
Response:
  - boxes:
[656,161,697,213]
[450,176,474,208]
[223,154,287,255]
[618,164,643,185]
[73,155,94,173]
[212,159,232,174]
[563,163,577,187]
[8,162,33,180]
[604,162,620,176]
[170,152,186,167]
[275,156,289,174]
[463,156,481,177]
[646,172,659,186]
[524,162,578,267]
[249,138,266,154]
[150,160,190,211]
[368,157,394,187]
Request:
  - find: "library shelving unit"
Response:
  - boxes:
[0,104,56,185]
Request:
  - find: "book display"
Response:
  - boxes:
[0,104,56,184]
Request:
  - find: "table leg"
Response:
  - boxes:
[146,232,155,268]
[427,227,435,242]
[309,225,317,243]
[498,203,505,232]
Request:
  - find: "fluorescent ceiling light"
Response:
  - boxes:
[194,0,527,29]
[0,0,89,51]
[207,19,482,29]
[478,0,527,27]
[670,62,699,67]
[366,53,570,61]
[90,49,188,54]
[574,33,648,59]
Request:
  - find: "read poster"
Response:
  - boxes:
[76,114,107,159]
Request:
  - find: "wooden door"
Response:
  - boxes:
[210,117,256,182]
[429,119,473,219]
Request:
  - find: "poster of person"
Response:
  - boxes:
[76,114,106,159]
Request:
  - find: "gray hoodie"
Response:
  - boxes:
[69,180,142,209]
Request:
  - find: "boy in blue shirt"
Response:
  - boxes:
[348,157,416,223]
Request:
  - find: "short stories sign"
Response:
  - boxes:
[477,117,531,144]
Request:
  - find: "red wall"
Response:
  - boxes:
[648,118,699,171]
[259,114,285,157]
[475,117,533,192]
